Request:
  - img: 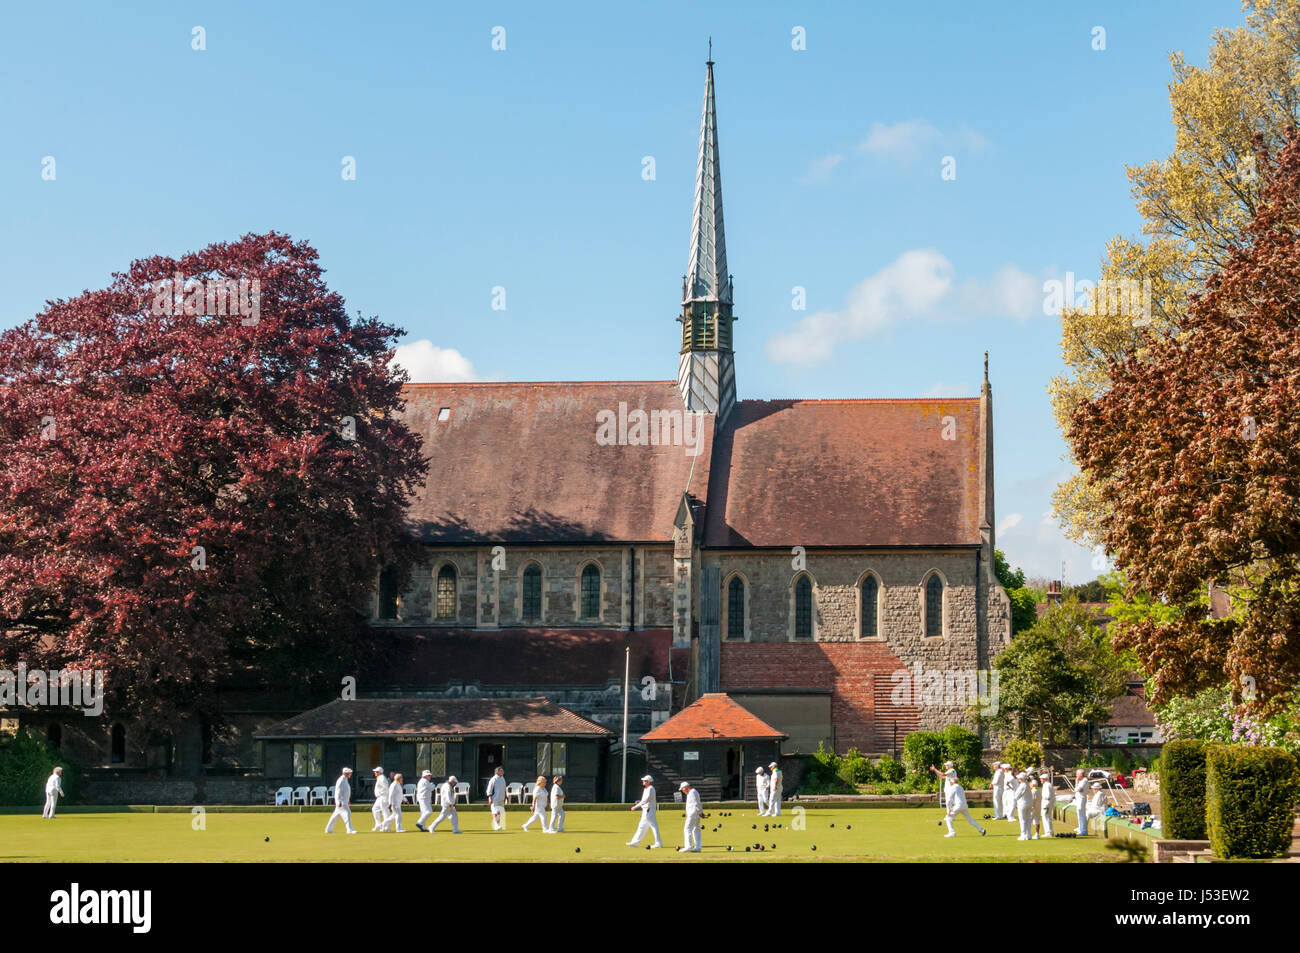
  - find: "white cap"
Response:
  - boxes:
[1091,782,1102,789]
[341,767,353,774]
[1039,773,1049,780]
[679,782,691,790]
[641,774,653,782]
[372,766,384,774]
[448,775,457,784]
[769,762,778,768]
[1017,771,1027,779]
[943,760,955,767]
[755,767,764,773]
[1002,763,1011,769]
[421,770,432,777]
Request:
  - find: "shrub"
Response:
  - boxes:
[876,754,905,782]
[0,730,82,805]
[1161,739,1208,840]
[902,730,945,777]
[799,742,854,795]
[1001,738,1043,772]
[1206,745,1299,859]
[839,747,879,785]
[940,724,984,778]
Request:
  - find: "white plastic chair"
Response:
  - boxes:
[274,786,294,806]
[292,785,311,805]
[309,785,328,805]
[455,781,470,803]
[403,783,417,800]
[506,782,524,803]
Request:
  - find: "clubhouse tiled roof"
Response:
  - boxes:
[367,627,672,689]
[399,381,713,544]
[640,693,787,742]
[256,697,613,740]
[704,398,983,548]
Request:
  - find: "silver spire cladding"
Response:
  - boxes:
[677,52,737,424]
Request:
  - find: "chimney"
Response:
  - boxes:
[1047,580,1063,606]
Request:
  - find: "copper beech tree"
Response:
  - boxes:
[0,233,425,732]
[1070,131,1300,713]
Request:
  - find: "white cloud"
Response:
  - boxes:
[857,119,942,162]
[959,264,1041,321]
[765,249,953,365]
[802,152,844,184]
[922,381,971,398]
[996,513,1023,537]
[392,340,479,382]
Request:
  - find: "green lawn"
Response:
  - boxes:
[0,806,1121,862]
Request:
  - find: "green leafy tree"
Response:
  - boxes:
[995,549,1039,635]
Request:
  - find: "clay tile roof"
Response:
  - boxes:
[1106,693,1158,728]
[398,381,712,544]
[640,693,787,742]
[704,398,982,547]
[366,627,672,689]
[255,697,613,740]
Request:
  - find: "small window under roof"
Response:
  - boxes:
[437,407,451,421]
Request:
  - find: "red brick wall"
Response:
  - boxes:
[721,642,920,753]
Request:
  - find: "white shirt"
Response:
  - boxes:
[992,767,1005,790]
[684,788,702,819]
[388,782,405,809]
[1042,781,1057,804]
[417,777,434,804]
[770,770,782,794]
[439,781,456,808]
[532,786,548,811]
[1015,780,1033,808]
[373,775,389,802]
[486,774,506,805]
[45,773,63,796]
[551,784,564,808]
[637,784,657,815]
[334,774,351,806]
[946,784,969,812]
[756,773,769,794]
[1073,777,1089,801]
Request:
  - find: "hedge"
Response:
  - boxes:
[0,730,82,806]
[1001,738,1043,772]
[1161,739,1208,840]
[901,730,945,784]
[940,725,984,778]
[1206,745,1299,860]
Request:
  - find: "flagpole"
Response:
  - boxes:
[621,646,630,803]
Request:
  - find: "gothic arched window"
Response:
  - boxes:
[861,575,879,639]
[925,574,944,638]
[522,564,542,622]
[580,564,601,619]
[727,576,745,640]
[436,565,457,620]
[795,576,813,639]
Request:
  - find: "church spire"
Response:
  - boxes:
[678,50,737,423]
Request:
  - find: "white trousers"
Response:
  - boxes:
[945,806,982,835]
[1041,802,1055,837]
[1018,803,1033,839]
[991,784,1004,819]
[769,790,782,815]
[325,804,356,833]
[371,800,391,829]
[382,804,405,832]
[430,806,460,833]
[629,812,662,846]
[416,798,434,828]
[683,814,702,851]
[550,806,565,832]
[1074,797,1088,834]
[42,794,58,818]
[757,791,769,815]
[490,803,505,829]
[522,807,549,831]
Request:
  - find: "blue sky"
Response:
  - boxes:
[0,1,1243,579]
